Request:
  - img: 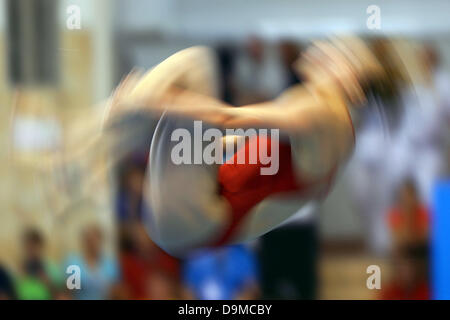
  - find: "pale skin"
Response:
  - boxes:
[105,37,383,140]
[107,70,348,134]
[105,78,353,163]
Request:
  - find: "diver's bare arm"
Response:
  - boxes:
[144,84,332,132]
[105,68,331,131]
[151,84,349,134]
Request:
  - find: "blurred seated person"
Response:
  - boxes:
[16,228,63,300]
[116,156,148,224]
[65,224,119,300]
[119,224,181,299]
[278,40,303,88]
[0,264,16,299]
[234,36,283,105]
[383,179,430,300]
[381,246,430,300]
[182,245,259,300]
[387,179,429,250]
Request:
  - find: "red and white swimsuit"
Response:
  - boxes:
[145,110,354,257]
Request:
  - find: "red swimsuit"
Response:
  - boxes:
[216,135,335,245]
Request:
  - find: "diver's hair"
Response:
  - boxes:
[364,37,407,130]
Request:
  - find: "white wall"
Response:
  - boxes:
[115,0,178,33]
[0,0,5,31]
[0,0,96,31]
[168,0,450,39]
[58,0,95,29]
[0,0,114,100]
[59,0,114,101]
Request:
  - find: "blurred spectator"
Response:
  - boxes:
[382,179,430,300]
[381,246,430,300]
[387,179,429,250]
[116,157,148,224]
[278,40,303,87]
[234,36,284,105]
[216,45,237,104]
[0,264,16,299]
[65,225,119,300]
[259,224,318,299]
[182,245,259,300]
[16,228,63,300]
[119,224,180,299]
[347,105,396,254]
[395,45,450,204]
[234,37,265,104]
